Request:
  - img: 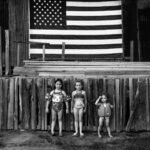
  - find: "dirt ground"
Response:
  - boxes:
[0,130,150,150]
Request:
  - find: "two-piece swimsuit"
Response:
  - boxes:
[74,91,85,109]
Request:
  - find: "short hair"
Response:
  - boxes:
[75,79,83,86]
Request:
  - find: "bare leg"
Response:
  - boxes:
[73,108,79,136]
[98,117,104,138]
[58,109,63,136]
[79,108,84,136]
[51,109,57,135]
[105,117,113,137]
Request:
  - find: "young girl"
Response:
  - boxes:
[45,79,69,136]
[71,80,87,137]
[95,92,113,138]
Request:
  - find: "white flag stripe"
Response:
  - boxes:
[67,20,122,26]
[29,48,123,55]
[29,39,122,45]
[67,10,121,16]
[67,1,121,7]
[29,29,122,35]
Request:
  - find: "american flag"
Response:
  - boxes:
[29,0,123,60]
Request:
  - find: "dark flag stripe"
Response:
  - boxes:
[30,34,122,40]
[30,44,122,49]
[66,15,121,21]
[66,25,122,30]
[67,6,121,11]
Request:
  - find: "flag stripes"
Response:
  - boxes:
[29,0,123,60]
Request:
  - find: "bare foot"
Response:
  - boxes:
[109,134,113,138]
[80,133,84,137]
[98,134,102,138]
[72,132,78,137]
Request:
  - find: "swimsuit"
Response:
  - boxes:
[74,91,85,109]
[98,103,111,117]
[51,90,64,112]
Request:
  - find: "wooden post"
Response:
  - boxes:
[42,44,45,61]
[5,30,10,75]
[62,42,65,60]
[0,27,2,76]
[130,40,134,61]
[17,43,20,67]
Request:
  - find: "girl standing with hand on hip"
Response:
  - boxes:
[95,92,113,138]
[71,80,87,137]
[45,79,69,136]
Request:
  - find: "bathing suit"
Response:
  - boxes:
[98,103,111,117]
[73,91,85,109]
[51,90,64,112]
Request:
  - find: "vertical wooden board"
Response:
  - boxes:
[0,27,2,76]
[133,78,147,131]
[146,78,150,131]
[124,78,130,129]
[106,78,116,131]
[14,77,19,130]
[36,78,45,130]
[130,78,138,131]
[47,78,55,129]
[93,78,100,131]
[7,78,15,129]
[24,78,33,129]
[70,77,75,131]
[0,79,3,129]
[115,79,120,132]
[44,78,48,130]
[63,77,71,131]
[148,78,150,131]
[122,78,128,130]
[2,78,9,130]
[86,78,93,130]
[31,78,37,130]
[5,30,10,75]
[129,78,133,113]
[119,79,123,131]
[18,78,23,129]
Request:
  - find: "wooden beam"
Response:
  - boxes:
[5,30,10,75]
[42,44,45,61]
[62,42,65,60]
[17,43,20,67]
[0,27,2,76]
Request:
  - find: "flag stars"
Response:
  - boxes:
[31,0,64,28]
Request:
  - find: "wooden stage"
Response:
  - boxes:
[14,61,150,77]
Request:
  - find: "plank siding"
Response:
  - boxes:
[0,76,150,132]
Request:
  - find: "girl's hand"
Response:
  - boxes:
[45,93,50,100]
[71,109,74,114]
[46,107,49,113]
[66,109,69,114]
[83,109,86,113]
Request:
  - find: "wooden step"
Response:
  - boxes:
[13,60,150,77]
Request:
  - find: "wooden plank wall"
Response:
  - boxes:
[0,76,149,132]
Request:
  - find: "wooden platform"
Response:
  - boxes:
[13,61,150,77]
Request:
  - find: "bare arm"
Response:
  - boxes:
[95,96,101,106]
[71,91,75,113]
[62,91,69,113]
